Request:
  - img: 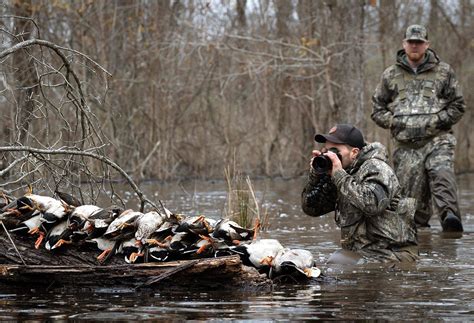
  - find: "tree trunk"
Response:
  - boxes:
[12,0,38,145]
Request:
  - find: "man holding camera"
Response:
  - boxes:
[371,25,465,232]
[302,124,418,263]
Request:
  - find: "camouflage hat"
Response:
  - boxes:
[404,24,428,42]
[314,124,365,149]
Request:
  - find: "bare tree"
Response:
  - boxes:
[0,15,159,211]
[0,0,472,181]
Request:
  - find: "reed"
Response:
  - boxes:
[223,165,269,231]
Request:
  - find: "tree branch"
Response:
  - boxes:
[0,146,161,212]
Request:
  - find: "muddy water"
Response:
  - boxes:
[1,174,474,320]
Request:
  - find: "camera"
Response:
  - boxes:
[312,147,342,173]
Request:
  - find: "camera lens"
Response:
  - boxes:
[312,155,332,172]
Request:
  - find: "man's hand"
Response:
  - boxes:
[325,150,343,175]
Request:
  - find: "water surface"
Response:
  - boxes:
[1,174,473,320]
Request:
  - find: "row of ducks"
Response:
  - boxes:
[0,191,320,280]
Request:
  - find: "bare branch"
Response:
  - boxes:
[0,146,160,212]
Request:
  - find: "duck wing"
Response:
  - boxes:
[228,223,254,241]
[55,190,82,207]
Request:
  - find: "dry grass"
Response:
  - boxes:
[223,165,270,231]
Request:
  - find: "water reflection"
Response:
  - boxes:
[1,174,474,320]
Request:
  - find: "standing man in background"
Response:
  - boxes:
[371,24,466,232]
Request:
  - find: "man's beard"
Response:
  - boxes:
[407,51,424,63]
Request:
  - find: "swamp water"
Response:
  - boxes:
[1,174,473,320]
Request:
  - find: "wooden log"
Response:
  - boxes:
[0,231,271,290]
[0,255,271,290]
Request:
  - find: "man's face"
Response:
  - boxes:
[323,142,359,169]
[403,40,429,63]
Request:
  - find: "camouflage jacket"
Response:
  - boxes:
[371,49,465,143]
[302,142,417,258]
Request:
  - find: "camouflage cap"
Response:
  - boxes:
[314,124,365,149]
[404,24,428,42]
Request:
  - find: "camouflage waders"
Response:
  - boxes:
[372,48,465,229]
[393,133,460,226]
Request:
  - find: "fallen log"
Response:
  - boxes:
[0,231,271,290]
[0,255,271,290]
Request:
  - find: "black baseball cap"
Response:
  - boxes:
[314,124,365,149]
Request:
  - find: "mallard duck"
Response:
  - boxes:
[25,194,71,224]
[45,205,104,250]
[102,209,142,240]
[3,193,71,249]
[270,248,321,279]
[231,239,284,270]
[145,231,197,257]
[126,211,168,264]
[181,235,230,258]
[45,220,71,250]
[68,205,103,229]
[122,238,142,264]
[0,196,40,228]
[8,214,45,249]
[87,237,120,263]
[84,206,122,239]
[147,245,170,262]
[134,211,167,245]
[169,232,194,251]
[175,215,215,237]
[212,218,255,244]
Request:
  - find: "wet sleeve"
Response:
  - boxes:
[436,66,466,130]
[332,162,395,216]
[301,170,337,217]
[371,73,394,129]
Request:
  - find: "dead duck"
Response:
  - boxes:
[0,196,41,229]
[175,215,215,237]
[134,211,167,245]
[145,232,197,260]
[45,220,70,250]
[181,235,230,258]
[68,205,103,229]
[96,210,142,263]
[270,248,321,279]
[25,194,71,224]
[103,209,142,240]
[127,211,167,263]
[25,194,73,248]
[231,238,284,271]
[8,214,45,249]
[45,205,104,250]
[3,193,70,249]
[84,206,122,239]
[87,237,119,263]
[87,236,136,264]
[147,245,170,262]
[122,238,142,264]
[212,218,256,244]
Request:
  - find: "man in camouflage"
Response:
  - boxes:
[372,25,465,232]
[302,124,418,263]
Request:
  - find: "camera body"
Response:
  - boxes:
[312,147,342,173]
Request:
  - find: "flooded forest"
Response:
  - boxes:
[1,1,474,320]
[1,0,473,190]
